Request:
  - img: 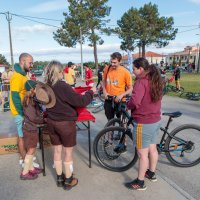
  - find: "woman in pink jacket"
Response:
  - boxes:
[125,58,163,191]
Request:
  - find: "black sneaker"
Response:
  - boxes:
[57,173,65,187]
[114,144,127,154]
[124,178,147,191]
[145,169,157,182]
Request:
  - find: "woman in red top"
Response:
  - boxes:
[83,64,94,87]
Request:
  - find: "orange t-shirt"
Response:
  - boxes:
[102,66,132,96]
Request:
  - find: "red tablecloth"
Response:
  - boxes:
[77,108,95,122]
[74,86,95,122]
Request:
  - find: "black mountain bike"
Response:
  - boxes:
[93,102,200,172]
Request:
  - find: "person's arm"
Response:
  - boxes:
[102,67,109,99]
[126,80,145,110]
[59,81,95,108]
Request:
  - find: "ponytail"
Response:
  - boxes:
[149,64,163,102]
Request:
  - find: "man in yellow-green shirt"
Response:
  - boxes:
[10,53,33,164]
[64,62,76,87]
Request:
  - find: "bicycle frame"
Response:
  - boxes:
[158,117,188,153]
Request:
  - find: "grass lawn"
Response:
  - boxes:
[165,73,200,100]
[166,73,200,92]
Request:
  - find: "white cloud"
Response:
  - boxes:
[189,0,200,4]
[14,24,57,33]
[27,0,68,13]
[1,43,122,63]
[165,11,195,17]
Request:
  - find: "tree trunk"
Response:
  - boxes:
[93,40,98,72]
[91,29,99,72]
[139,45,141,57]
[142,42,146,58]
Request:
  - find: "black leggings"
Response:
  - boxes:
[96,78,102,88]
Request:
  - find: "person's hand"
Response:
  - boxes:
[103,91,108,99]
[91,86,97,93]
[115,94,124,102]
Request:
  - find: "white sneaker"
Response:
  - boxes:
[33,162,40,168]
[33,156,36,161]
[19,159,24,165]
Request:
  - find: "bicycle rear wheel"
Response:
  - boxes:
[165,124,200,167]
[93,126,138,172]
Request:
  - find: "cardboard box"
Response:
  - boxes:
[0,135,18,155]
[0,132,52,155]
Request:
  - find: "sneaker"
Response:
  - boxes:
[33,161,40,168]
[19,159,24,166]
[63,175,78,190]
[114,144,127,154]
[20,172,38,180]
[124,178,147,191]
[145,169,157,182]
[29,167,43,175]
[57,173,65,187]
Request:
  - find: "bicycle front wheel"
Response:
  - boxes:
[165,124,200,167]
[104,118,121,127]
[93,126,138,172]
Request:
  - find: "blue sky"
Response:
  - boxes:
[0,0,200,64]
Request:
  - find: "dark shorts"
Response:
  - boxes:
[47,118,76,147]
[104,100,122,120]
[23,129,38,149]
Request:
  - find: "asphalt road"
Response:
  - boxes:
[89,95,200,200]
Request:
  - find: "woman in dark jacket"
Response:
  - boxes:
[45,60,96,190]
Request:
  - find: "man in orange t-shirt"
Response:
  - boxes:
[102,52,132,120]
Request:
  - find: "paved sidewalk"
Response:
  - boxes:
[0,109,192,200]
[1,78,197,199]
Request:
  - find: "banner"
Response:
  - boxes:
[127,50,133,73]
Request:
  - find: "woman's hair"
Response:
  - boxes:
[133,57,163,102]
[45,60,63,86]
[23,89,35,107]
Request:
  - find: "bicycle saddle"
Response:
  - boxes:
[162,111,182,118]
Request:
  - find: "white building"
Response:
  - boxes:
[122,51,166,66]
[165,45,200,71]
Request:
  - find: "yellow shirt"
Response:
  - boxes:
[64,68,75,85]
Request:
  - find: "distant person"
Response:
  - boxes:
[44,60,96,190]
[125,58,163,191]
[20,80,44,180]
[10,53,39,168]
[83,64,94,87]
[173,64,181,92]
[96,65,104,88]
[1,66,13,100]
[64,62,76,87]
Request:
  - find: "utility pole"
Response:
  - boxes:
[80,27,84,79]
[6,12,14,67]
[197,43,200,73]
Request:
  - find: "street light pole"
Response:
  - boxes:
[6,12,14,67]
[197,44,200,73]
